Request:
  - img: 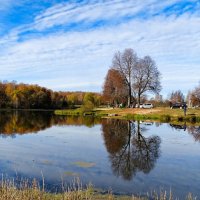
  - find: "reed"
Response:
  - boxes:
[0,177,197,200]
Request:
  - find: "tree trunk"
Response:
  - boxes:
[137,93,141,107]
[127,83,131,108]
[137,121,140,139]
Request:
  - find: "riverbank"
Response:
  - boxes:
[0,179,130,200]
[55,107,200,124]
[0,179,196,200]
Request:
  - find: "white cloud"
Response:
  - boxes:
[33,0,184,30]
[0,1,199,95]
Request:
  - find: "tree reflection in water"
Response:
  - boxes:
[187,126,200,141]
[169,123,200,142]
[0,111,101,136]
[101,119,161,180]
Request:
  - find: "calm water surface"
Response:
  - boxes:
[0,111,200,198]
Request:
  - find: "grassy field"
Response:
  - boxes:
[55,107,200,124]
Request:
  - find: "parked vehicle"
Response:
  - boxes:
[170,103,184,109]
[139,104,144,108]
[141,103,153,109]
[135,104,143,108]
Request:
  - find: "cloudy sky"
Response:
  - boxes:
[0,0,199,96]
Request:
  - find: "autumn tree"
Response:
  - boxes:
[0,82,102,109]
[67,93,78,107]
[112,48,137,107]
[0,82,8,108]
[103,69,128,106]
[82,92,100,111]
[51,92,67,109]
[132,56,161,105]
[1,82,67,109]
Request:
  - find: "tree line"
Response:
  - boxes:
[0,81,101,109]
[102,48,161,107]
[166,85,200,108]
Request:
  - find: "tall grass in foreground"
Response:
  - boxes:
[0,177,197,200]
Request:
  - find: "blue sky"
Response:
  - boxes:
[0,0,199,97]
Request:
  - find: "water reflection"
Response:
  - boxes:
[169,122,200,142]
[102,119,161,180]
[0,111,101,136]
[0,112,200,197]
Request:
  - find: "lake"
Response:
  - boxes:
[0,111,200,198]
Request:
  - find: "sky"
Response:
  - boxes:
[0,0,199,97]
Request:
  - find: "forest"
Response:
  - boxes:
[0,81,101,109]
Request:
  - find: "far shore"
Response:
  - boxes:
[1,107,200,124]
[0,108,55,111]
[55,107,200,124]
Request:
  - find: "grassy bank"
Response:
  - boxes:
[123,108,200,123]
[0,178,196,200]
[55,108,84,116]
[55,107,200,124]
[55,108,107,117]
[0,178,132,200]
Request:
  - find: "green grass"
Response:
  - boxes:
[55,108,97,116]
[55,108,83,116]
[99,107,200,124]
[55,107,200,124]
[127,110,200,123]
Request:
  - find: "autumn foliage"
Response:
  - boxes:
[0,81,102,109]
[102,69,128,106]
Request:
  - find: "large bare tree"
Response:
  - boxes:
[112,48,137,107]
[132,56,161,105]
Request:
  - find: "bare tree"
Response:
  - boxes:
[169,90,184,103]
[112,48,137,107]
[132,56,161,105]
[187,83,200,107]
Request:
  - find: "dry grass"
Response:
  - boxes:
[0,177,197,200]
[0,177,130,200]
[98,107,200,117]
[96,107,200,124]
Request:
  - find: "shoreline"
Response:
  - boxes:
[54,107,200,125]
[0,178,196,200]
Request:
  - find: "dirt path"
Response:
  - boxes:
[100,108,161,116]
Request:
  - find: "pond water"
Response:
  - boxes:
[0,111,200,198]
